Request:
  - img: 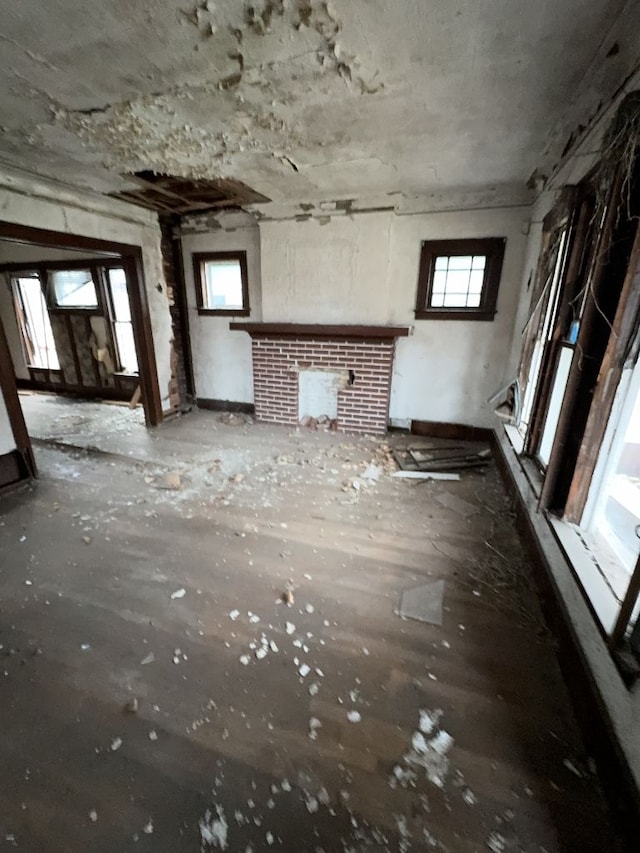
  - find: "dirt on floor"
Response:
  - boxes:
[0,403,624,852]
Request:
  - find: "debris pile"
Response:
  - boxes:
[298,414,338,431]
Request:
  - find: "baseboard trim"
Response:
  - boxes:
[196,398,255,414]
[411,419,494,442]
[492,427,640,850]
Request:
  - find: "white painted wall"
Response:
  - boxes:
[259,207,529,427]
[0,392,15,455]
[261,213,393,324]
[181,211,262,404]
[387,208,529,426]
[0,170,173,411]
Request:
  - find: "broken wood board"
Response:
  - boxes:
[391,471,461,481]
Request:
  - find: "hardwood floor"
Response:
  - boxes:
[0,401,624,851]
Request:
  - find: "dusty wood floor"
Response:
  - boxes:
[0,398,623,851]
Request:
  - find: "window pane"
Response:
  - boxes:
[444,269,471,293]
[107,268,131,322]
[51,269,97,307]
[538,344,574,466]
[431,270,448,294]
[466,292,482,308]
[430,293,444,307]
[434,257,448,271]
[203,260,244,310]
[447,255,473,271]
[442,291,469,307]
[592,368,640,579]
[14,276,59,369]
[468,269,485,295]
[114,321,138,374]
[471,255,486,270]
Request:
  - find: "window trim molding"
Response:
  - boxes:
[414,237,506,321]
[192,250,250,316]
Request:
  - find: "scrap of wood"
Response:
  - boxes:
[129,384,142,409]
[391,470,461,480]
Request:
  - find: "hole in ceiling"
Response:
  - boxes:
[110,172,269,215]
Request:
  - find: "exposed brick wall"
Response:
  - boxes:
[251,336,395,434]
[159,215,192,411]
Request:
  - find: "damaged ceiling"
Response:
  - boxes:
[0,0,635,211]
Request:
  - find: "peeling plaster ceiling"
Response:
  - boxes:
[0,0,634,210]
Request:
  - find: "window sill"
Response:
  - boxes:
[414,309,496,321]
[548,517,620,637]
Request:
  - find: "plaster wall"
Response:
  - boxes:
[259,207,529,427]
[387,208,529,426]
[0,175,173,411]
[180,212,262,405]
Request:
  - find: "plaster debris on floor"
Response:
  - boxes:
[0,400,622,851]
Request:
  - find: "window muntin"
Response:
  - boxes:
[415,238,505,320]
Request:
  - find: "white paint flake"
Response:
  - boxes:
[346,710,361,723]
[285,622,295,635]
[240,655,250,665]
[110,737,122,751]
[298,663,311,678]
[305,604,315,614]
[171,588,186,599]
[390,709,454,791]
[229,610,240,621]
[486,832,506,852]
[309,717,322,740]
[200,805,229,850]
[255,647,268,660]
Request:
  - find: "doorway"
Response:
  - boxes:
[0,221,162,489]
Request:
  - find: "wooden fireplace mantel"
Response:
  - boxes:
[229,323,411,339]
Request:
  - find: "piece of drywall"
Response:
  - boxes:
[181,211,261,405]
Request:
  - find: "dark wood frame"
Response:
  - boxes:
[0,221,162,428]
[414,237,506,321]
[0,311,37,481]
[193,250,250,316]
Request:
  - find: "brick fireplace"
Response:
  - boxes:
[230,324,410,434]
